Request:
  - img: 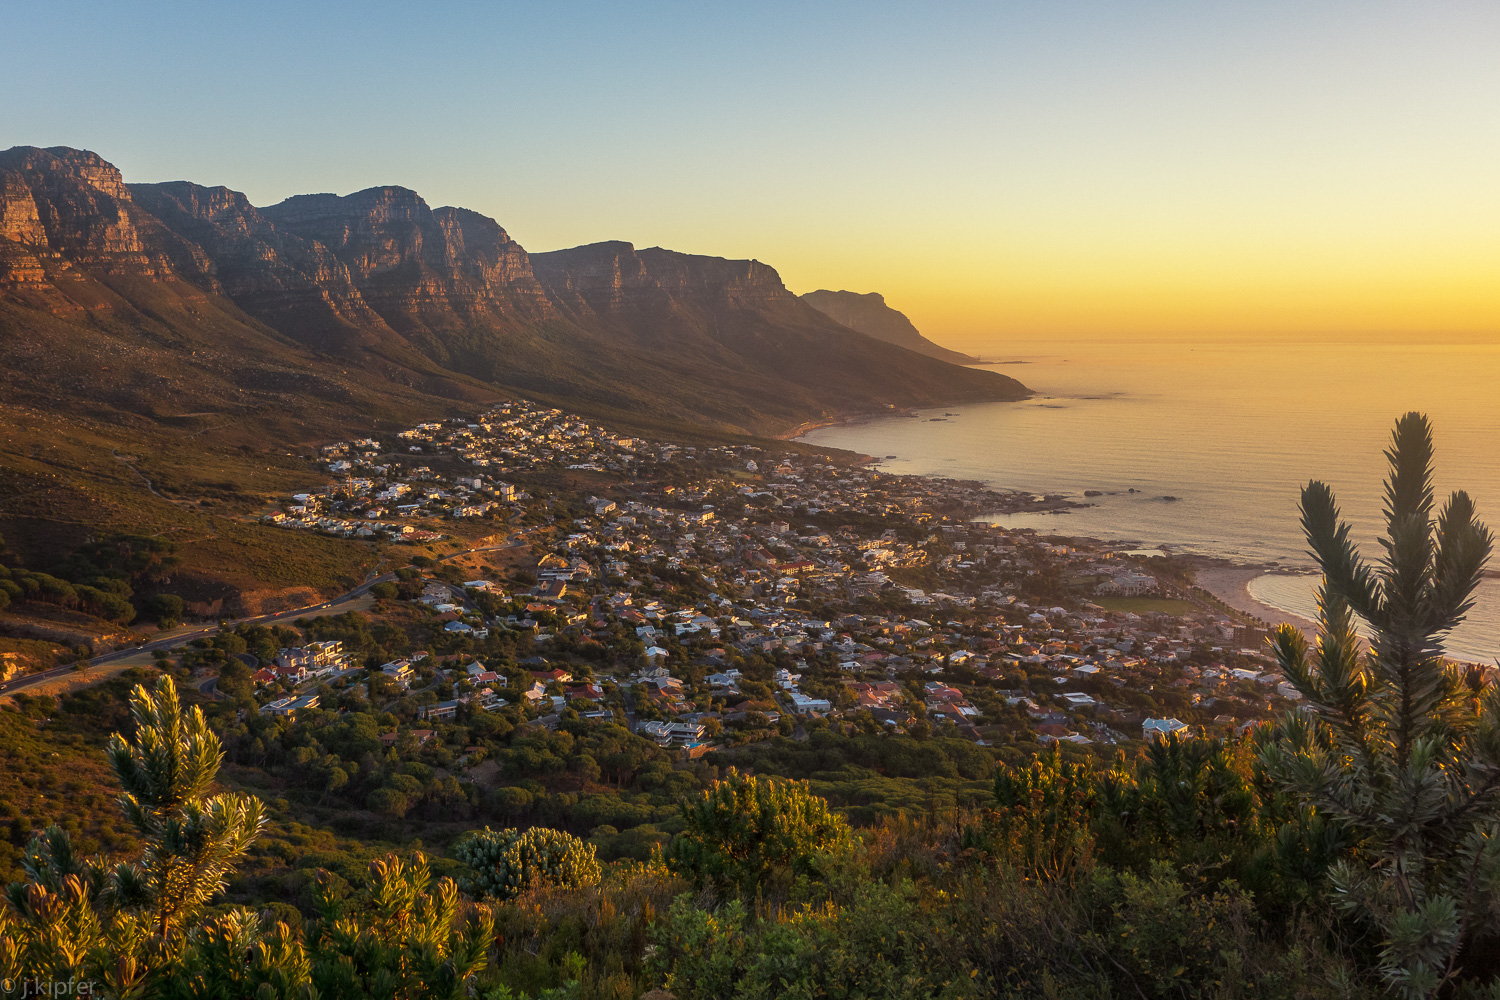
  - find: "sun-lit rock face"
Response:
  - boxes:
[0,144,1027,435]
[0,145,201,282]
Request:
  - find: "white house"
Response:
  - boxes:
[381,660,414,688]
[789,691,832,714]
[636,720,707,745]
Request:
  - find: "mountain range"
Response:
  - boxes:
[0,145,1025,441]
[0,145,1027,586]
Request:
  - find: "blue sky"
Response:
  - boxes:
[5,1,1500,343]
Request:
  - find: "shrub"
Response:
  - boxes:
[454,826,601,902]
[668,769,851,896]
[1261,413,1500,999]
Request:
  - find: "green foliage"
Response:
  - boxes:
[648,855,1350,1000]
[0,674,499,999]
[455,827,602,902]
[151,852,494,1000]
[302,853,494,1000]
[1095,734,1259,871]
[669,769,851,895]
[141,593,184,628]
[1261,413,1500,998]
[104,675,267,938]
[2,674,266,995]
[991,744,1096,876]
[214,659,255,706]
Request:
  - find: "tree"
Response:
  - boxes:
[368,785,412,820]
[142,594,185,629]
[454,826,601,902]
[105,675,267,940]
[215,660,255,705]
[991,744,1096,877]
[1,674,266,995]
[669,769,851,895]
[1261,413,1500,999]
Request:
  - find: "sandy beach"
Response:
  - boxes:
[1194,564,1319,637]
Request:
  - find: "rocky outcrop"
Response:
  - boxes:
[530,241,1027,411]
[130,180,395,347]
[529,241,664,314]
[636,247,791,308]
[801,289,976,364]
[533,242,803,316]
[0,146,208,283]
[260,187,554,335]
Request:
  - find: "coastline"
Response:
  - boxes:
[788,408,1321,636]
[1192,563,1318,638]
[778,408,912,441]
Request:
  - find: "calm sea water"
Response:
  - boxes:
[798,339,1500,662]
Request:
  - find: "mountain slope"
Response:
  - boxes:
[530,241,1019,424]
[800,289,976,364]
[0,143,1029,608]
[1,145,1027,438]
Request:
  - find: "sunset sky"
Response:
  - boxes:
[6,1,1499,349]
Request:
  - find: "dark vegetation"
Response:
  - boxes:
[2,387,1497,996]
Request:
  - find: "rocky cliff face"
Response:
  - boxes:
[635,247,791,308]
[1,145,1027,436]
[530,241,841,349]
[800,289,976,364]
[529,241,663,313]
[260,187,554,335]
[533,241,801,312]
[0,146,211,287]
[529,240,1026,416]
[129,180,396,347]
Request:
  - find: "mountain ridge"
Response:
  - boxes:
[0,143,1029,625]
[1,145,1026,439]
[800,288,977,364]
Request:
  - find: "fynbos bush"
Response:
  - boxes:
[454,826,601,902]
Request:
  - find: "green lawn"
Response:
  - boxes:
[1093,596,1200,615]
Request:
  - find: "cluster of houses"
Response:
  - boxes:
[242,402,1320,756]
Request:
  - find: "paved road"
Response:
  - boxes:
[0,537,530,696]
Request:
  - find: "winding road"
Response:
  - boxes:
[0,537,529,696]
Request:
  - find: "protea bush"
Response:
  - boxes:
[454,826,602,902]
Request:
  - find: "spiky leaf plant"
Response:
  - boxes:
[2,674,265,997]
[454,827,601,902]
[105,674,266,940]
[1261,412,1500,998]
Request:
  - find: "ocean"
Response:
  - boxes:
[797,339,1500,663]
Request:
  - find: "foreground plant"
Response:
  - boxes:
[2,675,497,1000]
[2,674,265,996]
[1262,412,1500,998]
[668,768,851,897]
[455,826,602,902]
